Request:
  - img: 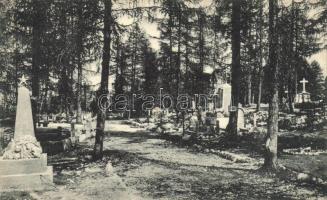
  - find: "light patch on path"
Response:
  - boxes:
[103,120,326,200]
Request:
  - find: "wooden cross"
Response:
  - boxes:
[300,78,308,93]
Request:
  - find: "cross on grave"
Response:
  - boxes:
[300,78,308,93]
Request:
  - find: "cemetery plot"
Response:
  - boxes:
[0,0,326,198]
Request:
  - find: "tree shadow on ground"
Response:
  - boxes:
[46,129,327,199]
[108,130,160,144]
[102,149,256,173]
[0,192,35,200]
[102,150,324,200]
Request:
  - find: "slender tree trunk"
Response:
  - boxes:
[294,8,299,96]
[247,73,252,105]
[295,70,298,94]
[175,5,182,123]
[257,67,263,111]
[76,1,83,123]
[93,0,112,160]
[288,0,295,113]
[287,80,294,113]
[77,60,83,123]
[84,83,87,111]
[31,0,42,127]
[168,1,173,95]
[14,49,18,100]
[184,16,191,95]
[256,0,264,111]
[263,0,279,171]
[47,87,52,115]
[42,82,48,114]
[226,0,241,136]
[198,11,205,94]
[177,5,181,96]
[44,63,50,115]
[246,24,252,106]
[59,2,69,119]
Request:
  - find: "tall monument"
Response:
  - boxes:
[0,76,53,191]
[14,77,36,140]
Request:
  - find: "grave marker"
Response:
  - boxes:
[217,83,231,115]
[295,77,311,103]
[0,78,53,191]
[237,108,245,130]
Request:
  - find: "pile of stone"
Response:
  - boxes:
[2,135,42,159]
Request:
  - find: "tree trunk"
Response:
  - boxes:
[257,69,263,111]
[77,60,83,123]
[263,0,279,171]
[31,0,43,128]
[247,73,252,105]
[76,1,83,124]
[198,11,205,94]
[168,1,173,95]
[84,83,87,111]
[287,81,294,113]
[288,0,295,113]
[175,5,182,123]
[93,0,112,160]
[256,0,264,112]
[47,87,52,115]
[226,0,241,136]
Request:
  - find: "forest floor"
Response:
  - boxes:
[1,120,327,200]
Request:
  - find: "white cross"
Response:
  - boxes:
[300,78,308,93]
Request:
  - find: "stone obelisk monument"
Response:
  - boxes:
[0,76,53,191]
[14,80,36,139]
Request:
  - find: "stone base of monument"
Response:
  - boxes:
[0,154,53,191]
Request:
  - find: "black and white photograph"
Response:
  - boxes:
[0,0,326,199]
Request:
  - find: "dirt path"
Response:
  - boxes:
[103,120,326,200]
[1,120,326,200]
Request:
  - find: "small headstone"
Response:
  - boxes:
[217,84,231,115]
[152,107,162,122]
[189,113,199,132]
[208,102,214,111]
[253,112,257,127]
[105,161,114,177]
[237,108,245,130]
[192,100,196,110]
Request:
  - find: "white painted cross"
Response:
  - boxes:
[300,78,308,93]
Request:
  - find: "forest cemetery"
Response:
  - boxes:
[0,0,326,199]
